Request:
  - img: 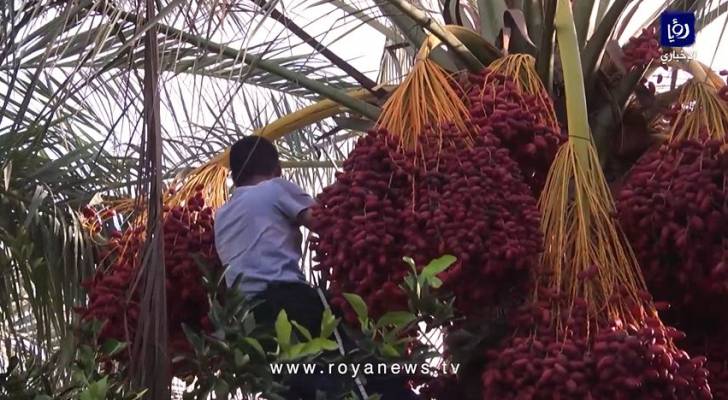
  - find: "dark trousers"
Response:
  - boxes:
[252,282,418,400]
[253,282,352,400]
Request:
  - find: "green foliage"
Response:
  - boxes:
[340,255,456,362]
[401,256,457,323]
[343,293,369,329]
[0,125,134,366]
[177,256,457,399]
[0,320,144,400]
[178,267,348,399]
[1,225,458,400]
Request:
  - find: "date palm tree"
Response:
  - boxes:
[1,0,727,397]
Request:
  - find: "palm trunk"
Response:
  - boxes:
[130,0,170,396]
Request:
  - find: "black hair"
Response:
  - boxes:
[229,136,280,186]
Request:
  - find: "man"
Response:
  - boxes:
[214,136,341,399]
[214,136,418,400]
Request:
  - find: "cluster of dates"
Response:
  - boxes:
[311,126,542,321]
[466,71,564,195]
[481,291,713,399]
[617,139,728,325]
[79,188,220,367]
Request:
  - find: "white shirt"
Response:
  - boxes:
[214,178,315,296]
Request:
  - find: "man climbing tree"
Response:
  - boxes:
[214,136,418,400]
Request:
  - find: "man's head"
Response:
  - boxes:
[229,136,281,186]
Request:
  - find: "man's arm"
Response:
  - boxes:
[297,208,314,231]
[275,178,317,229]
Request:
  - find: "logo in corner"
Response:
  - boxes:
[660,11,696,47]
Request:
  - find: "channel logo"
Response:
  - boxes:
[660,11,696,47]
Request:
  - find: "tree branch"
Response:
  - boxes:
[97,2,382,120]
[253,0,386,99]
[382,0,484,72]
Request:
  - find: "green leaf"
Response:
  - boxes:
[57,335,76,370]
[243,337,266,357]
[421,255,456,280]
[287,343,306,359]
[163,23,382,119]
[477,0,507,43]
[313,337,339,352]
[2,160,11,190]
[298,338,338,359]
[23,186,48,229]
[299,340,322,358]
[234,349,249,367]
[182,324,205,353]
[78,344,95,370]
[319,308,338,339]
[403,275,417,291]
[573,0,596,47]
[72,370,87,385]
[243,310,256,334]
[376,311,416,329]
[100,339,127,357]
[582,0,630,90]
[291,321,313,341]
[275,310,292,351]
[380,344,400,358]
[430,277,443,289]
[343,293,368,326]
[321,0,402,42]
[79,377,108,400]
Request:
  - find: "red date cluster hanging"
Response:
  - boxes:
[616,139,728,325]
[683,328,728,399]
[310,126,542,321]
[400,128,542,318]
[78,188,220,363]
[310,130,413,321]
[481,295,713,399]
[466,71,563,195]
[622,27,663,70]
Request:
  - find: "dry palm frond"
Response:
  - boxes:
[82,152,230,234]
[666,79,728,142]
[486,53,560,132]
[376,35,471,152]
[255,87,393,141]
[538,139,655,337]
[166,150,230,210]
